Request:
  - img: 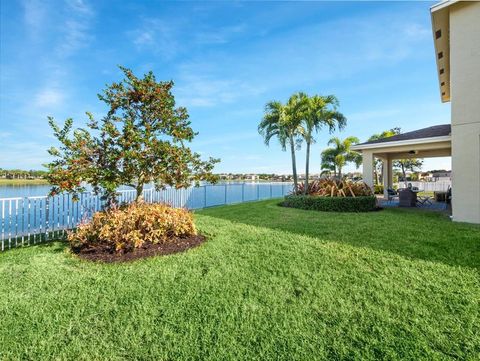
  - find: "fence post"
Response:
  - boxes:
[204,185,207,208]
[45,197,50,241]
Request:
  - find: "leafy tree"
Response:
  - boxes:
[46,66,219,205]
[302,94,346,193]
[258,100,303,191]
[396,159,424,186]
[367,128,400,184]
[320,136,361,178]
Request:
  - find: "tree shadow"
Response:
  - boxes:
[198,200,480,270]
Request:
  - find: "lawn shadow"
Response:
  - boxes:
[198,200,480,270]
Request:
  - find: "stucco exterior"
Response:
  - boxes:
[352,1,480,224]
[444,1,480,223]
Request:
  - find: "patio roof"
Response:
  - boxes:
[351,124,452,159]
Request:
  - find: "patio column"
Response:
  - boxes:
[382,157,393,198]
[362,150,374,189]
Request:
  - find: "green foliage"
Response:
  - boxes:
[1,200,479,359]
[301,94,346,193]
[69,202,197,253]
[258,99,303,190]
[0,168,47,179]
[282,195,377,212]
[259,92,347,193]
[374,184,384,194]
[366,128,423,185]
[321,136,361,177]
[46,66,219,204]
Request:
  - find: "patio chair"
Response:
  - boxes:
[387,188,399,203]
[417,195,433,207]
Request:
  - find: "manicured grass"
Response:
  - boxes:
[0,178,49,185]
[1,200,479,360]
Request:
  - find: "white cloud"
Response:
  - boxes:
[175,62,266,108]
[129,19,182,60]
[66,0,94,16]
[56,0,94,57]
[0,131,12,139]
[193,132,259,147]
[194,24,246,45]
[56,19,91,57]
[22,0,46,34]
[34,88,65,108]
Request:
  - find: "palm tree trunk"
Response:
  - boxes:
[289,136,298,192]
[304,139,311,195]
[338,166,342,179]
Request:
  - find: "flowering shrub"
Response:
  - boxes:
[294,178,373,197]
[68,202,197,253]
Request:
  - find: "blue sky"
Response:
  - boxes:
[0,0,451,174]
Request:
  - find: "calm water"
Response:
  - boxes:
[0,184,142,198]
[0,182,292,250]
[0,181,292,199]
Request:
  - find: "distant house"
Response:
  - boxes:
[431,171,452,182]
[351,1,479,224]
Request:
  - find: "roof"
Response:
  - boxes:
[355,124,451,146]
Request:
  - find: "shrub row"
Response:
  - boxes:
[282,195,377,212]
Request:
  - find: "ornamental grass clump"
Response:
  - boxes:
[68,202,197,253]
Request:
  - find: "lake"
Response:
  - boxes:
[0,182,293,250]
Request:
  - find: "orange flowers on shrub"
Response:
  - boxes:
[68,202,197,253]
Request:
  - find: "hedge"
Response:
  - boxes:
[281,195,377,212]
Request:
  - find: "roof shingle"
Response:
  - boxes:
[358,124,451,146]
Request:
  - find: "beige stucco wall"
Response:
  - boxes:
[449,1,480,223]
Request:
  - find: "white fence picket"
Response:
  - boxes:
[0,183,293,251]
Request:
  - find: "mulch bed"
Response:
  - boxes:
[73,235,206,263]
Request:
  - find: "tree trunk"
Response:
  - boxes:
[135,184,144,202]
[304,139,311,195]
[289,136,298,193]
[401,163,408,188]
[338,167,342,180]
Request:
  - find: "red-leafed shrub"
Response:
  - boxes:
[294,178,373,197]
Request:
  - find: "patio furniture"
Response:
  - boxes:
[387,188,399,203]
[417,195,433,207]
[398,188,417,207]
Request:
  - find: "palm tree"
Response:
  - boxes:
[258,100,303,191]
[302,95,346,193]
[321,136,361,179]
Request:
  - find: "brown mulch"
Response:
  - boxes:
[73,235,206,263]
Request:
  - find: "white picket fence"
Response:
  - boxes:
[0,182,293,251]
[394,181,451,192]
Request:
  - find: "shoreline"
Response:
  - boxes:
[0,178,49,186]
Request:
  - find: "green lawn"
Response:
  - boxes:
[1,199,479,360]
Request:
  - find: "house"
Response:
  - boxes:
[351,1,479,224]
[431,171,452,182]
